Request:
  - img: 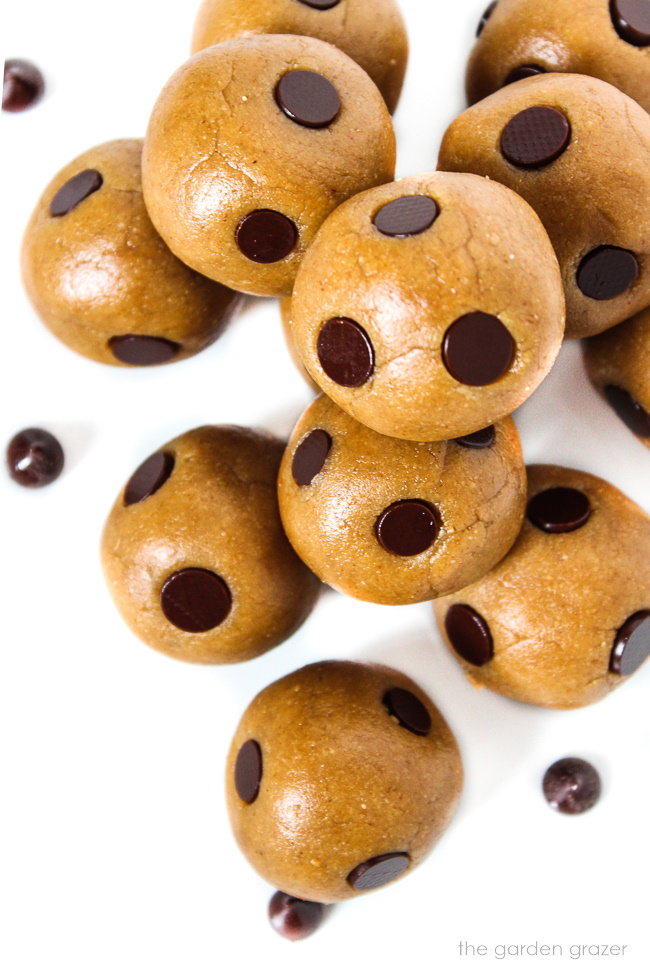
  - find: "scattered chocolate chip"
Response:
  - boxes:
[604,385,650,439]
[375,500,440,557]
[504,64,547,85]
[477,1,498,36]
[444,604,494,666]
[298,0,341,9]
[610,0,650,45]
[317,317,374,387]
[347,853,410,891]
[235,739,263,804]
[454,426,496,449]
[543,758,601,814]
[576,246,639,301]
[373,196,439,237]
[292,429,332,486]
[383,688,432,736]
[6,428,64,488]
[276,70,340,128]
[527,487,591,534]
[160,568,232,632]
[3,58,44,112]
[500,106,571,168]
[50,169,103,217]
[236,210,298,263]
[124,451,174,506]
[109,335,180,366]
[610,611,650,676]
[269,892,325,941]
[442,312,514,386]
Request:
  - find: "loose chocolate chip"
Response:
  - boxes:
[236,210,298,264]
[477,1,498,36]
[268,891,325,941]
[543,758,601,814]
[454,426,496,449]
[109,335,180,366]
[611,0,650,45]
[527,487,591,534]
[292,429,332,486]
[576,246,639,301]
[605,385,650,439]
[6,428,64,488]
[275,70,341,128]
[504,64,547,85]
[235,739,263,804]
[160,568,232,632]
[347,853,410,891]
[373,196,439,238]
[50,169,103,217]
[375,500,440,557]
[610,611,650,676]
[383,688,432,736]
[445,604,494,666]
[124,451,175,506]
[500,106,571,168]
[3,58,44,112]
[442,312,514,386]
[317,317,374,387]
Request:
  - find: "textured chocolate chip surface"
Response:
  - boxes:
[576,247,639,300]
[500,106,571,168]
[383,688,432,736]
[268,892,325,941]
[347,853,410,891]
[504,65,547,85]
[6,428,64,488]
[298,0,341,10]
[236,210,298,263]
[276,70,341,128]
[50,169,103,217]
[3,58,44,112]
[543,758,601,814]
[477,1,498,36]
[605,385,650,438]
[373,196,439,237]
[124,452,175,506]
[375,500,439,557]
[235,740,263,804]
[454,426,496,449]
[610,611,650,676]
[292,429,332,486]
[611,0,650,46]
[317,317,374,387]
[109,335,179,366]
[442,312,514,386]
[527,487,591,534]
[160,568,232,632]
[445,604,494,666]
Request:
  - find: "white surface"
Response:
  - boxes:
[2,2,649,973]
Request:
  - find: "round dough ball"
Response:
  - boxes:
[101,426,320,664]
[439,73,650,339]
[279,297,319,390]
[142,35,395,297]
[434,464,650,709]
[191,0,408,114]
[226,660,463,902]
[584,308,650,448]
[467,0,650,114]
[21,139,239,366]
[278,394,526,604]
[290,171,564,441]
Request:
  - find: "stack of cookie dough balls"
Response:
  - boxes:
[101,426,320,664]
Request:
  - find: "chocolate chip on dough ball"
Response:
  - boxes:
[191,0,408,114]
[439,74,650,339]
[101,426,319,664]
[290,171,564,441]
[142,35,395,298]
[226,660,463,903]
[277,394,526,604]
[21,140,239,366]
[434,465,650,709]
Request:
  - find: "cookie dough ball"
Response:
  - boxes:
[278,395,526,604]
[434,465,650,709]
[191,0,408,115]
[584,308,650,448]
[142,35,395,297]
[290,171,564,441]
[226,660,462,902]
[21,140,239,366]
[439,74,650,339]
[101,426,320,664]
[467,0,650,115]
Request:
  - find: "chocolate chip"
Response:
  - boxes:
[268,892,325,941]
[3,58,44,112]
[444,604,494,666]
[611,0,650,45]
[292,429,332,486]
[275,70,340,128]
[476,1,498,36]
[527,487,591,534]
[124,451,174,506]
[109,335,180,365]
[317,317,374,387]
[442,312,514,386]
[236,210,298,263]
[347,853,410,891]
[454,426,496,449]
[543,758,601,814]
[500,106,571,168]
[605,385,650,439]
[50,169,103,217]
[375,500,440,557]
[504,64,547,85]
[610,611,650,676]
[160,568,232,632]
[576,246,639,300]
[383,688,432,736]
[373,196,439,238]
[6,428,64,488]
[235,739,263,804]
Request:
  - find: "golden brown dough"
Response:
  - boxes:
[279,296,319,390]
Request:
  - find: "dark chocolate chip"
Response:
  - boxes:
[236,210,298,263]
[3,58,44,112]
[124,451,175,506]
[477,1,498,36]
[269,891,325,941]
[543,757,601,814]
[109,335,179,366]
[50,169,103,217]
[347,853,410,891]
[500,106,571,168]
[375,500,440,557]
[292,429,332,486]
[610,0,650,45]
[576,246,639,301]
[160,568,232,632]
[275,70,340,128]
[605,385,650,439]
[610,611,650,676]
[235,739,263,804]
[383,688,432,736]
[504,64,547,85]
[454,426,496,449]
[442,312,514,386]
[373,196,439,238]
[317,317,374,387]
[444,604,494,666]
[6,428,64,488]
[527,486,591,534]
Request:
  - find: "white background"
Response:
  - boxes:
[2,1,649,973]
